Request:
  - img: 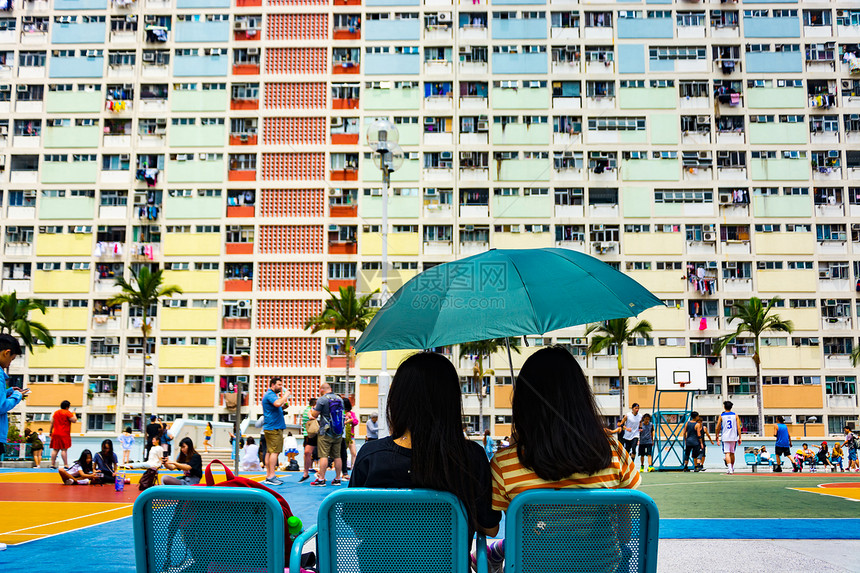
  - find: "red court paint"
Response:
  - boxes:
[0,483,142,503]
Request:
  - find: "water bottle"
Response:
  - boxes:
[115,469,125,492]
[287,516,303,540]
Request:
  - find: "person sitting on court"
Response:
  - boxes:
[349,352,501,547]
[814,442,833,470]
[58,449,98,485]
[486,346,640,571]
[240,436,262,471]
[831,442,844,471]
[124,435,164,470]
[93,439,118,484]
[162,437,203,485]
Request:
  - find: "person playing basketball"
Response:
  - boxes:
[715,400,741,474]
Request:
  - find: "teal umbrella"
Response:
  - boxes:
[355,248,664,353]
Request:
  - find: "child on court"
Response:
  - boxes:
[283,432,300,470]
[638,413,654,472]
[119,427,135,464]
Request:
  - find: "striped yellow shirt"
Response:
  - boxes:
[490,441,641,512]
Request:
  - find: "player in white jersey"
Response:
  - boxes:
[715,400,741,474]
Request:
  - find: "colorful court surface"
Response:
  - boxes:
[2,468,859,572]
[791,481,860,502]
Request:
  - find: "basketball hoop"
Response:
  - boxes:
[673,371,692,389]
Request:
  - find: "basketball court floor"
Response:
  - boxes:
[2,468,859,572]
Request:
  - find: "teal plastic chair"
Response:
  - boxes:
[504,489,659,573]
[133,487,285,573]
[290,488,488,573]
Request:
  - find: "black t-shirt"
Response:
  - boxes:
[185,453,203,478]
[349,436,501,539]
[146,422,161,444]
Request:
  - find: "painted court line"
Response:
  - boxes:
[0,504,132,535]
[8,515,133,547]
[790,487,860,503]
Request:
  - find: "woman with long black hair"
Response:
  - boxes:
[486,346,640,569]
[58,449,98,485]
[93,439,118,484]
[349,352,500,540]
[163,437,203,485]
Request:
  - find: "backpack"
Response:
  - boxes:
[138,467,159,491]
[853,434,860,451]
[328,395,345,436]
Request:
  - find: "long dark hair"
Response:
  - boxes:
[76,449,93,473]
[100,439,114,459]
[513,346,613,480]
[387,352,481,530]
[177,437,198,463]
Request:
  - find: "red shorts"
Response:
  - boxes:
[50,435,72,450]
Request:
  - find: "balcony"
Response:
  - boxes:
[329,240,357,255]
[221,354,251,368]
[330,168,358,181]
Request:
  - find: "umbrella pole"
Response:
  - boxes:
[505,337,516,387]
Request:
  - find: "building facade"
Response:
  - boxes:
[2,0,859,440]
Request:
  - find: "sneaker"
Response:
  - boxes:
[298,474,310,483]
[261,478,281,486]
[648,466,655,472]
[331,479,342,486]
[310,479,327,487]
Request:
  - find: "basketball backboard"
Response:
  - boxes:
[655,357,707,392]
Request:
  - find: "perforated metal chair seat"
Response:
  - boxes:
[504,489,659,573]
[290,488,487,573]
[133,487,285,573]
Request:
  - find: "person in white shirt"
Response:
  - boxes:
[618,403,644,457]
[240,436,262,471]
[715,400,741,474]
[125,435,164,469]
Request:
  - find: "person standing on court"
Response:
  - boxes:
[309,382,345,486]
[298,397,317,483]
[681,410,703,472]
[49,399,76,469]
[261,377,289,486]
[773,415,796,472]
[144,415,161,460]
[618,403,643,457]
[715,400,741,475]
[365,411,379,441]
[0,335,27,456]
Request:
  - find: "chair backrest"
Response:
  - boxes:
[744,452,758,464]
[504,489,659,573]
[316,488,473,573]
[133,486,285,573]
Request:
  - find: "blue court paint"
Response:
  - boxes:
[660,519,860,539]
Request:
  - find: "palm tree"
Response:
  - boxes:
[108,266,182,433]
[712,297,793,436]
[459,338,520,433]
[0,292,54,351]
[585,318,653,417]
[305,286,378,393]
[850,345,860,368]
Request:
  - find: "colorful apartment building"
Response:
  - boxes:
[2,0,859,440]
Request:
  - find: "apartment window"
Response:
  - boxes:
[826,376,856,396]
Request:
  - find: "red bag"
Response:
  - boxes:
[199,460,296,561]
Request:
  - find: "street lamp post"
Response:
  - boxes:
[803,416,817,438]
[366,120,403,438]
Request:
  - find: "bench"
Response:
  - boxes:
[133,486,286,573]
[505,489,659,573]
[744,452,773,472]
[290,488,487,573]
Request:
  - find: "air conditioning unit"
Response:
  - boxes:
[459,46,471,53]
[477,121,489,131]
[237,338,251,346]
[234,20,247,30]
[237,300,250,308]
[437,12,452,23]
[198,153,207,160]
[0,126,7,136]
[509,46,519,53]
[425,188,438,196]
[246,48,260,56]
[702,232,715,242]
[464,224,474,231]
[0,85,9,91]
[461,152,473,159]
[719,194,732,204]
[824,299,837,306]
[17,85,28,92]
[728,376,740,384]
[703,224,715,232]
[176,154,188,161]
[326,337,339,345]
[142,52,155,62]
[370,189,382,196]
[86,50,98,57]
[328,188,341,196]
[423,117,435,125]
[440,151,453,160]
[105,337,119,345]
[328,224,339,231]
[154,126,166,134]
